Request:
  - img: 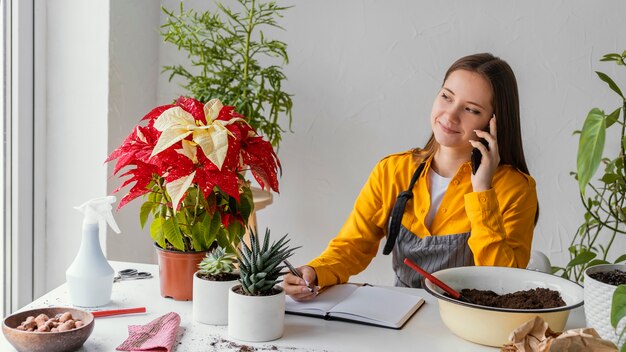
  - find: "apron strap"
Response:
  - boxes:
[383,162,426,255]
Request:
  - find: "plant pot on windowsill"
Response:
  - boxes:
[584,264,626,348]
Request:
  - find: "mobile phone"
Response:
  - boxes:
[471,138,489,175]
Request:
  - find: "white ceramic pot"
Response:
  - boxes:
[584,264,626,347]
[192,271,238,325]
[228,285,285,342]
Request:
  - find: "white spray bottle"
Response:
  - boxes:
[66,196,120,307]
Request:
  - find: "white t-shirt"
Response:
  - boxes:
[425,168,452,230]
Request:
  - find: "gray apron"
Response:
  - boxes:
[382,162,475,288]
[392,227,473,288]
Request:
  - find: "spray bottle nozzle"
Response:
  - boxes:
[75,196,121,234]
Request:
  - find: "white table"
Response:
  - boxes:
[1,261,585,352]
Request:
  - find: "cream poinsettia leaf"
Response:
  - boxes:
[151,128,192,158]
[166,171,196,212]
[203,99,223,122]
[153,106,196,131]
[176,140,198,163]
[193,126,229,169]
[150,107,198,157]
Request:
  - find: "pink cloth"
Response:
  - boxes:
[116,312,181,352]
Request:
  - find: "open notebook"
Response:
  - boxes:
[285,284,424,329]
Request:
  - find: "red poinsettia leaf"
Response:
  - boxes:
[106,127,140,164]
[165,165,195,184]
[233,119,255,138]
[111,153,137,176]
[216,105,235,122]
[150,146,192,177]
[221,213,231,228]
[115,165,155,209]
[113,175,141,194]
[141,104,175,121]
[118,185,151,209]
[107,124,161,175]
[176,96,206,124]
[213,170,240,201]
[193,168,217,199]
[240,136,280,192]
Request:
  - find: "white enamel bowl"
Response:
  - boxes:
[423,266,584,347]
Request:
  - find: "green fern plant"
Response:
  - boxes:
[198,246,239,281]
[237,228,298,295]
[161,0,293,148]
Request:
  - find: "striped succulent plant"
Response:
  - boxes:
[198,246,238,276]
[238,228,298,295]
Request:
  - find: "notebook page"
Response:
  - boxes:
[285,284,359,316]
[328,286,423,327]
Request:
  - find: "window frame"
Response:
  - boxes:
[3,0,42,314]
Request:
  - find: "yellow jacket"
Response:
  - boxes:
[308,151,538,287]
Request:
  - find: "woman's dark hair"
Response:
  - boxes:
[414,53,538,223]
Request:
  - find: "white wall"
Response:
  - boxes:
[45,0,110,290]
[42,0,626,291]
[106,0,161,263]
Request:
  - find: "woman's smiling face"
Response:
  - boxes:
[430,69,494,153]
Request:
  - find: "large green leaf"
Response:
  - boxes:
[606,107,622,128]
[238,187,254,224]
[201,212,220,250]
[216,227,230,251]
[150,217,167,248]
[228,221,244,249]
[163,217,185,251]
[596,71,624,99]
[190,221,206,251]
[139,202,154,229]
[577,108,606,194]
[611,285,626,329]
[567,250,596,267]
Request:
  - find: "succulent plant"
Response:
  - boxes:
[237,228,298,295]
[198,247,238,278]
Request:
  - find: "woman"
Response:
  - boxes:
[285,53,538,301]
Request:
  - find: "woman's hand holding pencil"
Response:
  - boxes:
[282,261,319,302]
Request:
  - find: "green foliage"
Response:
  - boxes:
[161,0,294,148]
[612,285,626,351]
[143,176,254,253]
[237,228,298,295]
[199,246,238,275]
[552,51,626,283]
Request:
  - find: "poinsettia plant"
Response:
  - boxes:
[106,96,280,253]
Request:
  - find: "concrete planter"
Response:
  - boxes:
[192,271,238,325]
[228,285,285,342]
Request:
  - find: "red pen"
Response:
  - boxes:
[92,307,147,318]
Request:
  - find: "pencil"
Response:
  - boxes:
[284,260,315,293]
[92,307,147,318]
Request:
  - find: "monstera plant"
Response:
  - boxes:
[553,50,626,282]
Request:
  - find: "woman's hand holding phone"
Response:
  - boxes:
[469,116,499,192]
